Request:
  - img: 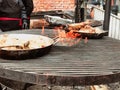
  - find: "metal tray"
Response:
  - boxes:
[88,20,103,27]
[73,29,108,39]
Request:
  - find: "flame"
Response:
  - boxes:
[41,26,44,35]
[54,26,81,38]
[84,37,88,43]
[41,19,45,35]
[53,26,82,46]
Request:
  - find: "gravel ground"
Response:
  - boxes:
[1,82,120,90]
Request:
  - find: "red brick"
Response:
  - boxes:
[33,0,75,12]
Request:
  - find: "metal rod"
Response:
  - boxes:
[103,0,112,31]
[75,0,84,23]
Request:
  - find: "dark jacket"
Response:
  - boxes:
[0,0,33,31]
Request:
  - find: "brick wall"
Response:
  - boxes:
[33,0,75,12]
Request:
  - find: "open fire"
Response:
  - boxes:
[53,26,88,46]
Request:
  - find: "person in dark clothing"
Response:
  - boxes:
[0,0,33,32]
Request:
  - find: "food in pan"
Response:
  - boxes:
[67,22,86,30]
[0,34,54,50]
[67,22,105,34]
[65,21,108,39]
[67,22,96,33]
[78,25,96,33]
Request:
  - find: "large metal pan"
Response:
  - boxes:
[65,26,108,39]
[73,29,108,39]
[0,33,55,60]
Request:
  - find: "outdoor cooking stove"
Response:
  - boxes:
[0,29,120,90]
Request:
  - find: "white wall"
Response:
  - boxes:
[94,6,120,40]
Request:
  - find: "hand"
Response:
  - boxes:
[22,19,28,29]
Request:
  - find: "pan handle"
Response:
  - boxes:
[52,37,60,45]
